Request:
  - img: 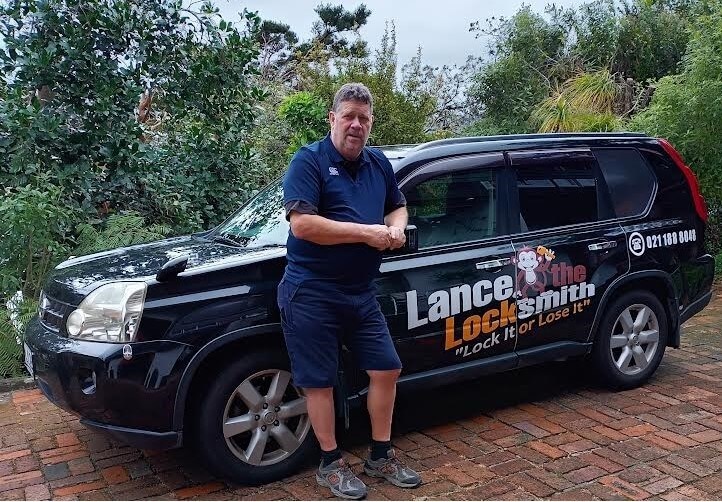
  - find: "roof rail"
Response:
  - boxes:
[409,132,650,152]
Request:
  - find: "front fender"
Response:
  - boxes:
[172,323,283,431]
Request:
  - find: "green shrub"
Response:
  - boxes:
[0,298,37,378]
[0,181,80,300]
[73,212,172,256]
[278,91,329,156]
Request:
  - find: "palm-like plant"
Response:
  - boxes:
[565,69,618,113]
[531,89,575,133]
[531,68,621,132]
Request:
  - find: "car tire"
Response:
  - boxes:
[591,290,668,390]
[193,350,317,485]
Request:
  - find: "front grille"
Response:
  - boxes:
[39,295,75,333]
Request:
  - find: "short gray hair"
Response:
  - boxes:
[332,83,373,113]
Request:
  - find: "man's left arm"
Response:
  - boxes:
[385,206,408,250]
[379,153,408,250]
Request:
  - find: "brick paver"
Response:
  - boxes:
[2,290,722,500]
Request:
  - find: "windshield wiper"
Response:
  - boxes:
[210,233,246,247]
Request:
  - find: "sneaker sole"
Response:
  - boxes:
[316,473,367,500]
[363,466,422,488]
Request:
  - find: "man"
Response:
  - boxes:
[278,83,421,499]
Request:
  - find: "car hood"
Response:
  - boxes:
[45,235,286,301]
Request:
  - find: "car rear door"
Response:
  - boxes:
[507,149,630,362]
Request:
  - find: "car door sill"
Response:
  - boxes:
[516,341,591,367]
[347,342,591,402]
[348,353,519,400]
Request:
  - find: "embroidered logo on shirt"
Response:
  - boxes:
[329,166,339,176]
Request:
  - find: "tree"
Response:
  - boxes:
[257,20,298,81]
[300,3,371,58]
[0,0,264,230]
[339,23,436,145]
[466,6,570,134]
[615,0,691,82]
[278,91,328,155]
[259,3,371,86]
[629,1,722,205]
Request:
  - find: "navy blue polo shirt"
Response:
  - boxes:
[283,134,405,290]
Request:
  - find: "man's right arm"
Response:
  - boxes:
[289,213,391,250]
[284,150,391,250]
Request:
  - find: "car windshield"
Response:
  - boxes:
[209,179,288,248]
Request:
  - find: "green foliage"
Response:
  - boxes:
[0,181,79,300]
[466,0,694,135]
[300,3,371,57]
[531,69,622,132]
[0,0,266,307]
[0,0,264,227]
[0,308,24,378]
[248,81,296,178]
[629,2,722,202]
[278,91,328,155]
[616,1,691,82]
[0,298,37,378]
[467,6,569,134]
[73,213,172,256]
[569,0,692,82]
[293,22,436,146]
[629,1,722,253]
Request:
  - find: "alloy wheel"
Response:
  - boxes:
[609,303,660,376]
[222,369,310,466]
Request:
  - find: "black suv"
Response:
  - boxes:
[24,133,714,484]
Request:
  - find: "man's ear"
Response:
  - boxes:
[328,110,335,127]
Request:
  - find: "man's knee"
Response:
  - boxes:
[304,387,334,400]
[367,368,401,384]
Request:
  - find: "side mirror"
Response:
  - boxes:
[156,255,189,282]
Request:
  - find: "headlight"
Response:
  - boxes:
[66,282,147,342]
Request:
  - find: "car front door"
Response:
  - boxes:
[371,153,520,382]
[507,149,630,361]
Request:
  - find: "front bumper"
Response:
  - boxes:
[24,317,196,448]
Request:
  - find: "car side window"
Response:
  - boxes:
[405,168,497,248]
[517,156,599,232]
[594,148,656,218]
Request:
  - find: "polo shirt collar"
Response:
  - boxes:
[323,134,370,166]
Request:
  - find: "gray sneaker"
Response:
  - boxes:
[316,458,368,500]
[363,449,422,488]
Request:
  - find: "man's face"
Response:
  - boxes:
[329,100,373,160]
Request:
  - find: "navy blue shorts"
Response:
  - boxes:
[277,278,402,388]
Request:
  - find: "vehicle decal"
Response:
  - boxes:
[629,228,697,257]
[406,246,596,359]
[512,245,555,297]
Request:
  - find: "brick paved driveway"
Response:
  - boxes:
[2,292,722,500]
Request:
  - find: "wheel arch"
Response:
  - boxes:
[587,270,681,348]
[172,323,286,432]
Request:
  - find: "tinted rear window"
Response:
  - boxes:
[594,148,656,218]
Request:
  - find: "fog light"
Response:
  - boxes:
[66,310,85,337]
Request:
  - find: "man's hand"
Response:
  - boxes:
[365,225,392,250]
[388,226,406,250]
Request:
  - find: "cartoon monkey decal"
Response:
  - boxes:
[512,246,555,298]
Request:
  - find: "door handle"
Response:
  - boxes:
[476,257,511,270]
[588,241,618,251]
